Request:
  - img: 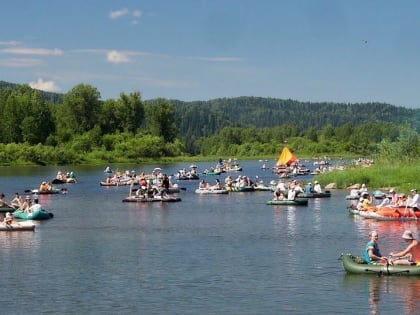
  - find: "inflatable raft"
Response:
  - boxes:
[299,191,331,198]
[13,209,54,220]
[122,195,182,203]
[341,253,420,276]
[266,198,309,206]
[0,222,35,231]
[195,188,228,194]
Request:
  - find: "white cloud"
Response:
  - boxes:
[1,47,63,56]
[0,58,41,67]
[29,78,61,92]
[109,8,129,19]
[107,50,130,64]
[132,10,142,18]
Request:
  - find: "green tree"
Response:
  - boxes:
[146,98,177,143]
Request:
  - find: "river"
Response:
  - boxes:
[0,160,419,314]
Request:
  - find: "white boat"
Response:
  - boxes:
[195,188,228,194]
[0,222,35,231]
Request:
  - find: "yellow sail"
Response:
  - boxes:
[276,147,297,166]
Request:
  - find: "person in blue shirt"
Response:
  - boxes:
[305,182,313,193]
[364,231,385,264]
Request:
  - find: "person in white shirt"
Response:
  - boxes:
[313,181,322,193]
[407,189,419,211]
[27,198,41,213]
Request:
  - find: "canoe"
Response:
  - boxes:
[266,198,309,206]
[341,253,420,276]
[195,188,228,194]
[0,222,35,231]
[13,209,54,220]
[299,191,331,198]
[122,196,182,203]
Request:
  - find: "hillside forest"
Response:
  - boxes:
[0,81,419,166]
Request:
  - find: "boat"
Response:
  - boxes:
[122,195,182,203]
[341,253,420,276]
[0,221,35,231]
[31,188,66,195]
[225,186,255,192]
[299,191,332,198]
[174,165,200,180]
[202,168,222,176]
[0,205,18,213]
[100,179,137,186]
[266,197,309,206]
[51,178,76,184]
[13,209,54,220]
[195,188,228,194]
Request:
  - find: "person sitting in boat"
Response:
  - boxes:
[27,198,41,214]
[0,193,10,208]
[287,186,296,200]
[364,231,386,264]
[21,196,32,211]
[305,182,313,194]
[198,179,207,189]
[39,181,51,192]
[146,180,159,198]
[406,189,419,211]
[388,189,399,206]
[376,194,391,207]
[389,230,420,266]
[361,193,372,209]
[293,182,304,195]
[210,179,223,190]
[3,212,14,225]
[10,192,23,209]
[313,181,322,193]
[224,175,233,188]
[397,193,407,206]
[356,197,365,211]
[273,187,285,200]
[358,183,368,196]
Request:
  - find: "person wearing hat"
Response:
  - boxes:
[364,231,386,264]
[389,230,420,265]
[304,182,313,194]
[389,188,399,206]
[21,195,32,211]
[313,181,322,194]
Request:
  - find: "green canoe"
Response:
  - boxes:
[341,253,420,276]
[266,197,309,205]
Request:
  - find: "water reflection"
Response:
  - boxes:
[343,274,420,314]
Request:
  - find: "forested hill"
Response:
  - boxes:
[0,80,63,103]
[2,80,419,136]
[169,97,420,139]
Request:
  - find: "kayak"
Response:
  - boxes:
[13,209,54,220]
[299,191,331,198]
[51,178,76,184]
[0,222,35,231]
[341,253,420,276]
[266,198,309,206]
[195,188,228,194]
[122,196,182,203]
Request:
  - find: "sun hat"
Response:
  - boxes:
[402,230,415,240]
[410,189,417,192]
[389,188,395,193]
[370,231,378,237]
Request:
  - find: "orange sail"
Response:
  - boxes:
[276,147,297,166]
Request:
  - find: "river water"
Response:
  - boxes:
[0,160,419,314]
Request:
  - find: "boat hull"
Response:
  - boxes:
[266,198,309,205]
[341,253,420,276]
[195,188,228,194]
[13,209,53,220]
[299,191,331,198]
[0,222,35,231]
[122,196,181,203]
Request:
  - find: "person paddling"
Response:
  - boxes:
[389,230,420,265]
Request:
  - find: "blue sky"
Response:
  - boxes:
[1,1,420,108]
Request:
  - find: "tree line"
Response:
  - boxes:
[0,81,418,165]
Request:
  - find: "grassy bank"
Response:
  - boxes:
[316,163,420,193]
